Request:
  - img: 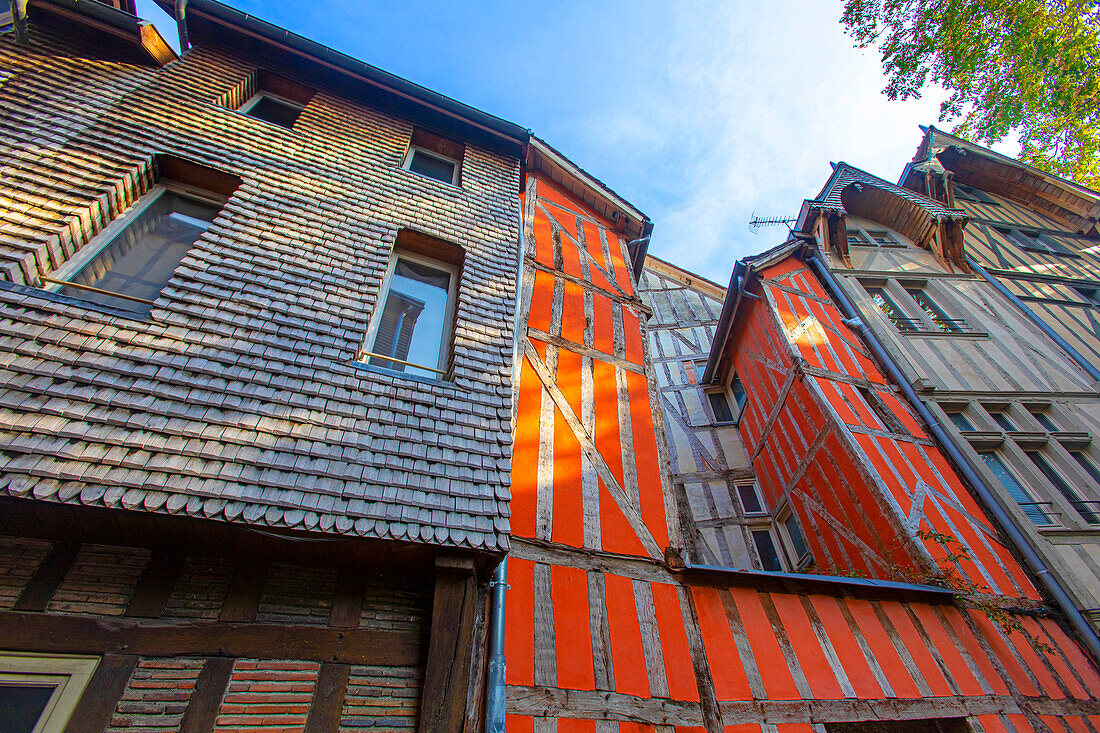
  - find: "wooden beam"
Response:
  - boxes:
[63,654,138,733]
[180,657,235,733]
[304,663,351,733]
[328,569,367,629]
[219,559,269,623]
[14,542,79,612]
[0,611,422,665]
[419,555,478,733]
[125,551,184,618]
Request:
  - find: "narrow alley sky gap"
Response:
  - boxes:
[145,0,1013,285]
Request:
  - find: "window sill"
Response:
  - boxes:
[349,359,465,392]
[394,164,464,191]
[0,280,154,322]
[898,329,989,339]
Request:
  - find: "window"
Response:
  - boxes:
[736,484,767,516]
[707,391,735,424]
[904,287,966,333]
[1027,451,1100,524]
[946,409,975,432]
[1075,286,1100,307]
[846,229,870,247]
[867,230,899,247]
[986,408,1017,432]
[979,451,1053,525]
[239,92,303,128]
[1071,450,1100,492]
[729,376,747,411]
[1029,407,1059,432]
[751,529,784,571]
[996,226,1076,256]
[44,183,224,314]
[866,286,919,332]
[859,386,909,436]
[403,147,459,185]
[779,511,811,569]
[0,653,99,733]
[361,251,459,378]
[953,183,998,205]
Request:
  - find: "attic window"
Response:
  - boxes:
[232,71,315,130]
[240,93,303,128]
[402,129,464,186]
[954,183,999,205]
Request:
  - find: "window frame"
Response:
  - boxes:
[749,526,786,572]
[358,248,461,378]
[402,146,461,186]
[43,181,225,311]
[0,653,99,733]
[736,483,767,517]
[775,505,812,570]
[236,90,305,129]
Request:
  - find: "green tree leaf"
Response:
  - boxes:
[841,0,1100,188]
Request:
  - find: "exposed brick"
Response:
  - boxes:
[340,665,423,731]
[0,535,51,609]
[47,543,150,616]
[105,657,203,732]
[212,659,320,730]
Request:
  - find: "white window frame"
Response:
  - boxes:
[775,506,812,570]
[358,249,460,377]
[236,91,305,126]
[735,483,767,517]
[402,146,461,186]
[749,526,788,572]
[44,182,224,306]
[0,653,99,733]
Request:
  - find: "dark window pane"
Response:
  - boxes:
[0,684,56,733]
[730,377,747,410]
[369,258,451,376]
[980,451,1052,525]
[1030,409,1059,431]
[990,411,1017,432]
[737,485,764,515]
[408,149,457,184]
[905,288,961,332]
[947,411,974,431]
[867,230,895,246]
[751,530,783,571]
[1027,451,1100,524]
[1071,451,1100,494]
[62,191,218,312]
[783,514,809,562]
[846,229,868,246]
[708,391,734,423]
[244,95,302,128]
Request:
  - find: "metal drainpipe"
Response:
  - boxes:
[967,256,1100,383]
[485,557,508,733]
[804,251,1100,662]
[174,0,189,54]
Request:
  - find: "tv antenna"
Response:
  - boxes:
[749,212,797,231]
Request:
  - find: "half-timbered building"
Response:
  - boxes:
[0,1,525,729]
[505,145,1100,733]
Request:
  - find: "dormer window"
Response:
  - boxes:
[846,225,902,247]
[401,129,465,186]
[239,92,303,128]
[404,147,459,185]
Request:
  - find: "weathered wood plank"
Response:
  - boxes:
[219,559,268,623]
[420,556,478,733]
[63,653,138,733]
[125,550,184,618]
[304,663,351,733]
[180,657,235,733]
[0,611,422,665]
[14,541,79,612]
[328,569,366,629]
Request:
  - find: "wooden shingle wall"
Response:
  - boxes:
[506,175,1100,733]
[0,19,519,551]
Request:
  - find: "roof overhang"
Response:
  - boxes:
[903,127,1100,237]
[527,136,654,278]
[701,239,801,385]
[29,0,177,66]
[165,0,529,158]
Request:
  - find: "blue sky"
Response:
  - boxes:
[143,1,969,285]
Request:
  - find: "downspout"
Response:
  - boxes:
[485,558,508,733]
[967,256,1100,383]
[173,0,189,54]
[804,250,1100,662]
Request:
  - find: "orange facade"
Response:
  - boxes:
[507,173,1100,732]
